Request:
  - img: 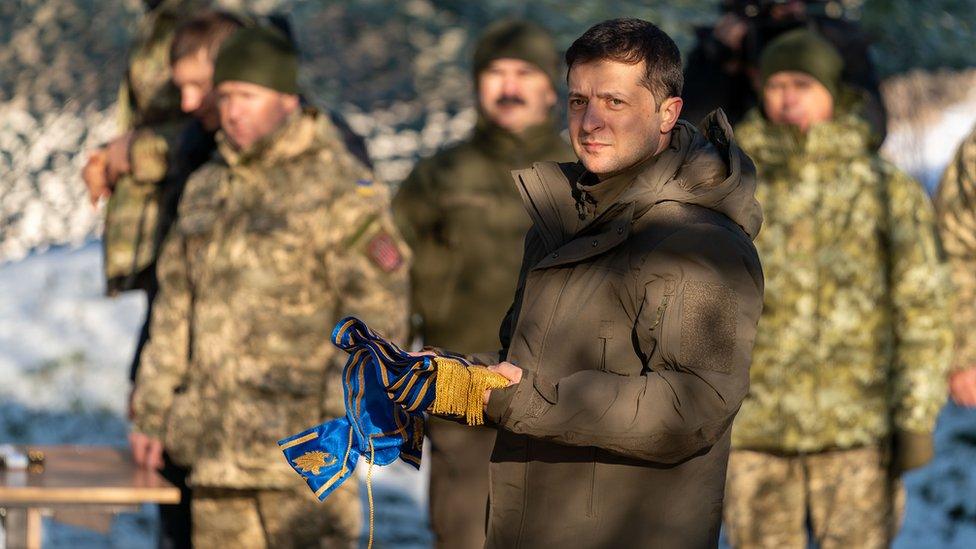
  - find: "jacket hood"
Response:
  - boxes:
[514,109,763,249]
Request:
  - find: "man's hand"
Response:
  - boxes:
[105,131,135,183]
[81,148,110,206]
[484,361,523,406]
[949,366,976,407]
[129,431,165,470]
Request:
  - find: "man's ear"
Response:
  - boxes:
[659,96,683,133]
[283,93,301,113]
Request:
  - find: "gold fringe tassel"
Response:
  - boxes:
[432,358,511,426]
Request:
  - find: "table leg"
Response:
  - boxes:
[26,510,40,549]
[1,508,41,549]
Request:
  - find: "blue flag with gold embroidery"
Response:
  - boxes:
[279,317,509,502]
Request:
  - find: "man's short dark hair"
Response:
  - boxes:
[565,18,683,106]
[170,10,244,64]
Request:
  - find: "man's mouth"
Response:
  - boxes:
[496,96,526,108]
[580,141,609,153]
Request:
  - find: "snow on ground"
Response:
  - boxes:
[882,92,976,192]
[4,101,976,547]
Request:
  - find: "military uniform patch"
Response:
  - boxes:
[367,232,403,272]
[356,179,376,197]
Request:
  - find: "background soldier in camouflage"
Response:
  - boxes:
[393,19,574,549]
[81,0,207,294]
[936,124,976,408]
[129,26,410,548]
[724,29,953,549]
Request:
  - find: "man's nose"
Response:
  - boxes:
[502,75,521,98]
[182,90,201,114]
[581,103,604,134]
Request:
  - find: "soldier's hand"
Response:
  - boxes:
[484,362,523,406]
[129,431,165,470]
[82,148,110,206]
[949,366,976,407]
[105,131,135,184]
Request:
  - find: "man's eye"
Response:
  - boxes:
[610,98,624,106]
[569,98,586,106]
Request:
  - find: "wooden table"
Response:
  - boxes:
[0,445,180,549]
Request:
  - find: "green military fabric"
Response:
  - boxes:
[394,117,573,549]
[759,29,844,99]
[472,19,562,85]
[191,482,360,549]
[473,111,764,548]
[730,106,953,459]
[724,447,905,549]
[212,26,299,94]
[936,124,976,373]
[131,107,410,504]
[104,0,207,294]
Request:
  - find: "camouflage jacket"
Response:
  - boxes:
[936,124,976,373]
[731,109,952,453]
[104,0,206,293]
[131,108,411,488]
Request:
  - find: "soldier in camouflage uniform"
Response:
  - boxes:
[130,26,410,548]
[82,0,207,294]
[724,29,953,548]
[936,125,976,408]
[393,20,574,549]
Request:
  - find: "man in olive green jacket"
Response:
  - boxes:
[393,20,574,549]
[419,19,765,548]
[724,30,952,549]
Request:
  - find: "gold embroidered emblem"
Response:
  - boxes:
[293,451,337,475]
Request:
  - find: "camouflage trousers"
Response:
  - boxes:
[191,481,361,549]
[724,446,905,549]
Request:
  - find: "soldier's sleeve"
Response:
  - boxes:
[486,226,764,464]
[128,122,189,185]
[885,165,953,438]
[130,224,192,439]
[325,179,411,355]
[936,128,976,374]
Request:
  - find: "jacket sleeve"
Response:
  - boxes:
[885,166,953,436]
[487,225,764,464]
[131,227,192,439]
[936,129,976,374]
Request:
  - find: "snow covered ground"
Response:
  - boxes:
[3,100,976,547]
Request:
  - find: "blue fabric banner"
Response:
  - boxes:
[278,317,468,501]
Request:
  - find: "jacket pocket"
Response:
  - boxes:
[587,452,598,517]
[647,278,678,366]
[164,388,206,467]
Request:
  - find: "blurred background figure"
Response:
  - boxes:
[394,19,574,549]
[724,29,953,549]
[80,2,215,548]
[682,0,887,146]
[936,124,976,409]
[128,24,410,548]
[81,0,206,296]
